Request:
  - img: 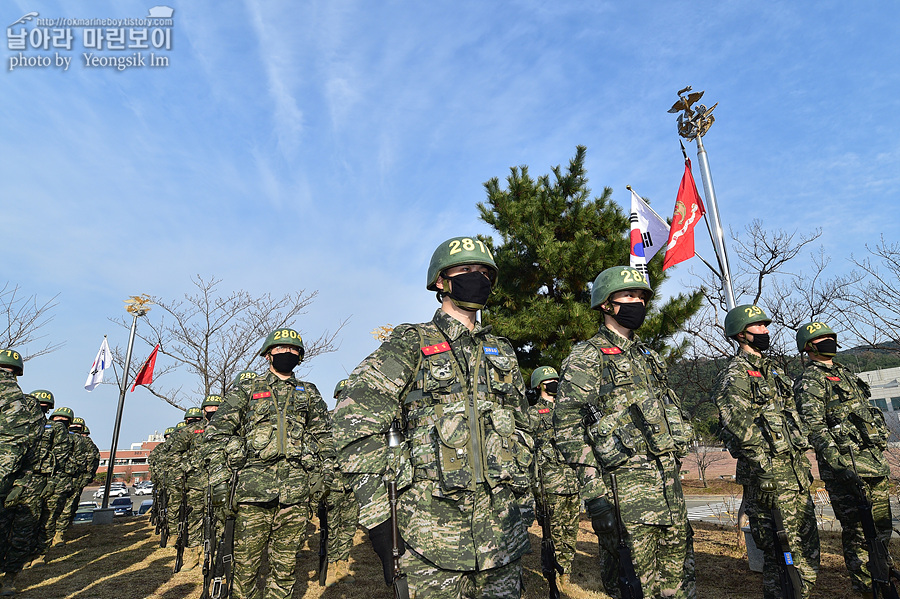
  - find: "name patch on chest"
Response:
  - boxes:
[295,386,305,391]
[826,376,841,382]
[483,346,500,355]
[600,347,622,355]
[252,391,272,399]
[747,370,763,378]
[421,342,451,356]
[538,408,551,414]
[192,429,204,434]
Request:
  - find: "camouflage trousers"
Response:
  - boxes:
[185,486,205,547]
[326,488,359,562]
[401,546,522,599]
[745,484,819,599]
[37,480,76,553]
[0,488,42,573]
[598,513,696,598]
[825,475,892,593]
[55,483,85,539]
[233,500,309,599]
[537,492,580,575]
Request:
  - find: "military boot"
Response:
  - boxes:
[558,574,571,590]
[181,546,201,571]
[325,560,354,587]
[51,531,65,547]
[28,554,48,568]
[0,572,18,596]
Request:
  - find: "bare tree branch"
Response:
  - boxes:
[0,282,63,359]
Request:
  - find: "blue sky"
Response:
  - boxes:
[3,1,898,449]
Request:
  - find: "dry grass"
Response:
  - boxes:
[13,514,896,599]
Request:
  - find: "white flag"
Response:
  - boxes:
[85,336,112,392]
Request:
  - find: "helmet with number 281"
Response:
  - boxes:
[426,236,498,291]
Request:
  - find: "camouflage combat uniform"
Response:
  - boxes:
[713,350,819,599]
[554,324,696,599]
[55,431,93,538]
[205,371,334,599]
[529,396,580,576]
[333,309,534,599]
[795,359,891,593]
[326,461,360,563]
[35,422,76,555]
[0,371,42,497]
[167,421,208,550]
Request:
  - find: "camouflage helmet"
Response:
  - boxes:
[232,370,257,386]
[201,395,222,409]
[724,304,772,338]
[796,321,837,353]
[184,407,203,421]
[333,378,348,400]
[0,348,24,376]
[51,406,75,422]
[530,366,559,388]
[258,328,304,358]
[70,416,86,432]
[589,266,653,310]
[163,426,175,437]
[31,389,55,408]
[175,422,187,430]
[426,236,498,292]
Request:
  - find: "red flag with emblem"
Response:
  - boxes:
[130,344,159,392]
[663,159,706,270]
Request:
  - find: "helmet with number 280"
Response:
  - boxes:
[258,329,304,358]
[426,236,498,291]
[724,304,772,338]
[590,266,653,310]
[0,348,24,376]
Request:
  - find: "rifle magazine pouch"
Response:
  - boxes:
[587,412,631,470]
[432,404,473,491]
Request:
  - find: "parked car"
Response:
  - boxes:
[138,499,153,516]
[79,501,99,509]
[134,482,154,496]
[94,483,129,499]
[110,497,134,517]
[73,506,94,525]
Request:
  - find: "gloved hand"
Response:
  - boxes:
[757,472,778,509]
[368,519,405,586]
[835,467,862,486]
[3,484,24,508]
[585,496,616,535]
[211,481,230,509]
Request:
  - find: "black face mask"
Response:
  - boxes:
[609,301,647,330]
[811,337,838,357]
[271,352,300,374]
[445,271,492,311]
[543,381,558,396]
[746,332,770,352]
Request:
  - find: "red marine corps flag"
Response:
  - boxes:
[663,158,706,270]
[130,343,159,391]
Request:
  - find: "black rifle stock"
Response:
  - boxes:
[537,464,563,599]
[388,479,410,599]
[317,498,329,586]
[158,483,169,548]
[173,481,192,573]
[210,471,237,599]
[769,502,804,599]
[849,448,900,599]
[200,483,218,599]
[610,473,644,599]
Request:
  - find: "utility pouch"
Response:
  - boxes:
[432,403,472,491]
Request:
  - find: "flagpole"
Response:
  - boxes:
[100,296,151,509]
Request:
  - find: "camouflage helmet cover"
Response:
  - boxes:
[0,348,24,376]
[333,378,348,400]
[258,328,304,357]
[589,266,653,310]
[530,366,559,389]
[426,236,498,291]
[724,304,772,338]
[31,389,55,408]
[796,321,837,353]
[51,406,75,421]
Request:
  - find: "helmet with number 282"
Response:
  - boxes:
[590,266,653,310]
[426,236,498,291]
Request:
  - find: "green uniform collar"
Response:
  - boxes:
[598,323,640,350]
[433,308,490,342]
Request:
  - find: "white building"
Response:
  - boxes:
[858,366,900,423]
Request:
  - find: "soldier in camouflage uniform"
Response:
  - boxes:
[54,415,94,545]
[35,407,79,559]
[205,329,334,599]
[794,321,890,597]
[713,304,819,599]
[149,426,177,539]
[323,379,360,587]
[334,236,534,599]
[166,405,208,570]
[528,366,581,587]
[76,419,101,495]
[554,266,695,599]
[0,355,44,597]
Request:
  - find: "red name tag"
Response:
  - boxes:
[826,376,841,382]
[747,370,763,378]
[600,347,622,355]
[192,429,204,434]
[252,391,271,399]
[421,342,451,356]
[538,408,551,414]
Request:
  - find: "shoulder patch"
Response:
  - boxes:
[826,376,841,382]
[600,347,622,355]
[421,342,451,356]
[537,408,551,414]
[295,385,305,391]
[252,391,272,399]
[483,346,500,355]
[747,370,763,378]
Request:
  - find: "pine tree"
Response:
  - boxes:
[479,145,702,378]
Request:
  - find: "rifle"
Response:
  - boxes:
[200,484,218,599]
[158,484,169,548]
[173,481,192,573]
[150,484,159,526]
[769,501,804,599]
[537,464,563,599]
[209,471,238,599]
[388,479,410,599]
[849,448,900,599]
[317,497,329,586]
[610,473,644,599]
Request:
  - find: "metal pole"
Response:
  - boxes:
[695,134,737,311]
[101,312,139,509]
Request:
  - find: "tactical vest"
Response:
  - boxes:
[581,335,692,468]
[818,368,889,452]
[745,365,809,456]
[401,323,532,494]
[242,377,322,472]
[33,418,59,476]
